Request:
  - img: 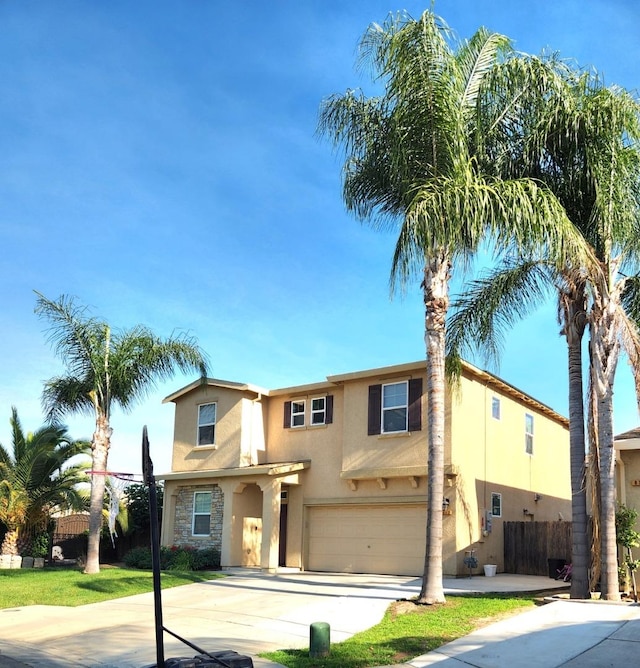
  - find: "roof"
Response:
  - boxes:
[163,378,269,404]
[163,359,568,426]
[615,427,640,451]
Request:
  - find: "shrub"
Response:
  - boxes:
[191,547,221,571]
[123,547,153,569]
[123,545,220,571]
[32,533,50,558]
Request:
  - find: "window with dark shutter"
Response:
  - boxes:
[325,395,334,424]
[283,401,292,428]
[368,384,382,435]
[408,378,423,431]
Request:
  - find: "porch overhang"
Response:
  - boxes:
[157,460,311,482]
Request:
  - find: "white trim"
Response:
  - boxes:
[197,402,217,446]
[291,399,306,428]
[525,413,534,455]
[382,381,408,433]
[311,396,326,425]
[192,490,212,536]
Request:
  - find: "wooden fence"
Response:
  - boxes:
[504,521,572,576]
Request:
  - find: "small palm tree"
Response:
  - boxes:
[319,10,587,603]
[35,292,209,574]
[0,407,89,556]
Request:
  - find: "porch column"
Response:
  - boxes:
[160,482,177,546]
[218,481,240,568]
[259,478,282,573]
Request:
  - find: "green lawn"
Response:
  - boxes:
[261,593,538,668]
[0,566,223,608]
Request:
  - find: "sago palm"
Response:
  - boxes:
[0,407,89,555]
[319,10,587,603]
[35,292,209,574]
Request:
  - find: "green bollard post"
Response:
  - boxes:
[309,621,330,658]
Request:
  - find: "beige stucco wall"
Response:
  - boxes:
[162,362,571,576]
[170,385,264,471]
[618,450,640,515]
[450,370,571,571]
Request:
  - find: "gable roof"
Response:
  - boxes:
[163,378,269,404]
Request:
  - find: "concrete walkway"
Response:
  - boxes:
[0,569,636,667]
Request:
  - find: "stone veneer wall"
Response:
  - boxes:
[172,484,223,551]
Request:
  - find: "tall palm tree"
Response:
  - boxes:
[0,407,89,555]
[448,68,640,600]
[35,292,209,574]
[318,10,587,604]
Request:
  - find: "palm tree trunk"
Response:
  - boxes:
[590,282,621,601]
[0,527,19,556]
[565,292,590,599]
[85,414,112,574]
[418,254,449,605]
[598,389,620,600]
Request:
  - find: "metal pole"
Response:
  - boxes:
[143,426,165,668]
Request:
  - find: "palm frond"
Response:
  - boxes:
[447,259,553,367]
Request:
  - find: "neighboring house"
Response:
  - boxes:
[615,427,640,514]
[159,360,571,576]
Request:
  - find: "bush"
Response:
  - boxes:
[123,547,153,569]
[123,545,220,571]
[32,533,50,558]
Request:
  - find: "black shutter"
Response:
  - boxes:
[408,378,423,431]
[368,384,382,435]
[284,401,291,428]
[325,395,334,424]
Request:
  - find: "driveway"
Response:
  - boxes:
[0,570,570,667]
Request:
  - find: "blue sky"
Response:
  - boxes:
[1,0,639,475]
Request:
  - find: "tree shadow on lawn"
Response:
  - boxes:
[74,571,210,593]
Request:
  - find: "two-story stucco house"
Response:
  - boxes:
[159,360,571,576]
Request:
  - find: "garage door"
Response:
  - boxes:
[307,504,426,576]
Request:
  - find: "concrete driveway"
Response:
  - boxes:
[0,570,571,667]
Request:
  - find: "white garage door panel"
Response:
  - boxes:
[307,504,425,576]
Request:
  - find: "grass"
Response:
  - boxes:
[0,565,223,608]
[261,593,538,668]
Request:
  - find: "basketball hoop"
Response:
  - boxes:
[87,470,142,546]
[87,470,141,481]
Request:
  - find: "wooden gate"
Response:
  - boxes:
[504,521,572,575]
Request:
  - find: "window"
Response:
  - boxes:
[492,397,501,420]
[197,403,216,446]
[311,397,326,425]
[491,492,502,518]
[525,413,534,454]
[382,381,408,433]
[283,396,333,428]
[368,379,422,435]
[291,400,305,427]
[192,491,212,536]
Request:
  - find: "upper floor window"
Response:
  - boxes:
[192,491,212,536]
[382,382,408,433]
[491,492,502,517]
[368,379,422,436]
[197,403,216,446]
[525,413,534,454]
[291,400,305,427]
[311,397,326,425]
[284,396,333,428]
[492,397,501,420]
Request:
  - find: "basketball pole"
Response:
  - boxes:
[142,425,165,668]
